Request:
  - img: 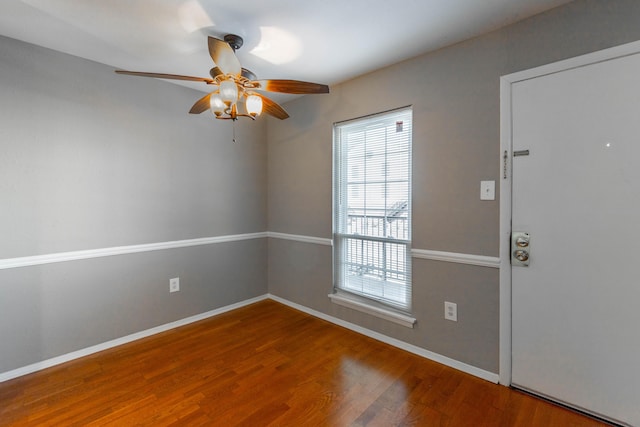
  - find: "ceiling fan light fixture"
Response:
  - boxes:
[210,93,226,116]
[219,79,238,105]
[245,94,263,117]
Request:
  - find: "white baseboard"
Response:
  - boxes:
[269,294,500,384]
[0,293,499,385]
[0,294,269,383]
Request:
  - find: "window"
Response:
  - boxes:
[333,107,412,313]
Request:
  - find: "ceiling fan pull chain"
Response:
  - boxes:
[232,120,237,143]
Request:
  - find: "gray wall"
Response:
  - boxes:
[4,0,640,379]
[0,36,268,373]
[267,0,640,373]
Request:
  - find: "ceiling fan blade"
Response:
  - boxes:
[189,93,212,114]
[115,70,214,84]
[253,79,329,94]
[208,37,241,77]
[256,94,289,120]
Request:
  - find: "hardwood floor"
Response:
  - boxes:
[0,300,607,426]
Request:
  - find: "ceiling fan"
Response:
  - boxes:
[115,34,329,120]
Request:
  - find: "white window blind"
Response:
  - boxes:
[333,107,412,312]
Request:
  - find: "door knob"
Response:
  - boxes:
[514,250,529,262]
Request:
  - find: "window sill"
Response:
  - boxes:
[328,293,416,328]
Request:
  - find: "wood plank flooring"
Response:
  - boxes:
[0,300,608,426]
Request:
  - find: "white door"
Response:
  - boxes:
[510,49,640,426]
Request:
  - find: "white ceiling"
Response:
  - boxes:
[0,0,573,101]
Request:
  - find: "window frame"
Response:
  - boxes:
[332,106,413,317]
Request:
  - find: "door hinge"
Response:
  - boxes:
[503,150,508,179]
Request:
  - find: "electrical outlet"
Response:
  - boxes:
[444,301,457,321]
[169,277,180,293]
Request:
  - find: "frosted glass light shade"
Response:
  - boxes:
[219,79,238,104]
[245,94,263,117]
[210,93,226,116]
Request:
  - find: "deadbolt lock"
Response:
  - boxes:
[515,235,530,248]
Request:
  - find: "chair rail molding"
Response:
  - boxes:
[0,232,268,270]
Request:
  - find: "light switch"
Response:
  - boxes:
[480,180,495,200]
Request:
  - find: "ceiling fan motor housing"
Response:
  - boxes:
[224,34,243,51]
[209,67,256,82]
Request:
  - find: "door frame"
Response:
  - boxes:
[498,39,640,386]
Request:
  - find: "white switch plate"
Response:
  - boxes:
[480,180,495,200]
[169,277,180,293]
[444,301,457,321]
